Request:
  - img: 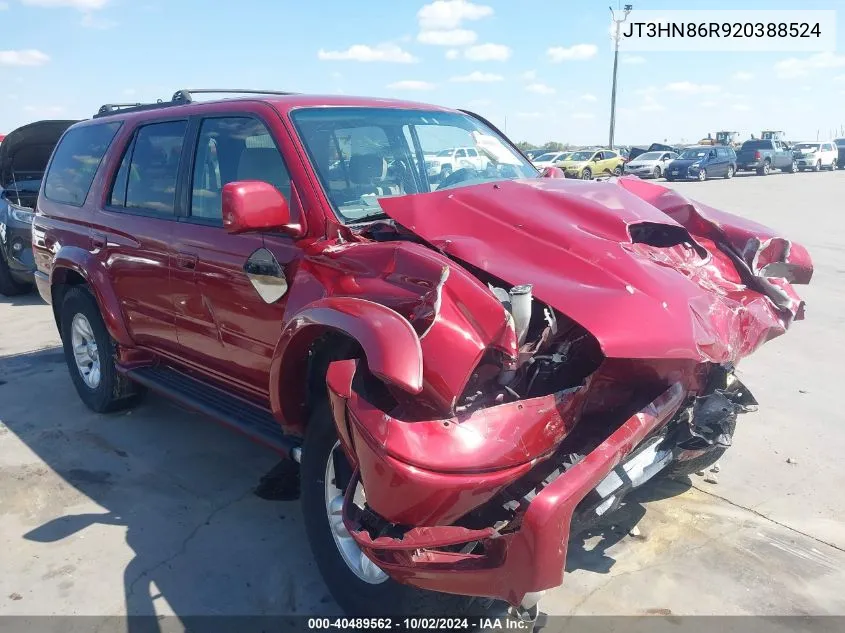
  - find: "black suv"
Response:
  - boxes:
[0,120,78,295]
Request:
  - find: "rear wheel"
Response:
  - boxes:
[613,165,623,177]
[301,399,475,617]
[757,161,771,176]
[813,160,821,172]
[60,287,144,413]
[830,159,837,171]
[724,165,734,179]
[0,255,30,297]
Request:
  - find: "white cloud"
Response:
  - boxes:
[417,0,493,30]
[572,112,594,120]
[450,71,503,83]
[445,49,460,60]
[547,44,598,62]
[701,100,718,108]
[466,98,492,108]
[639,100,665,113]
[23,104,65,115]
[0,49,50,66]
[526,82,555,95]
[521,70,537,81]
[665,81,720,95]
[774,52,845,78]
[834,74,845,83]
[417,29,477,46]
[732,103,752,111]
[80,12,116,28]
[122,88,136,96]
[22,0,108,8]
[387,80,436,91]
[464,43,511,61]
[580,93,597,102]
[622,55,645,65]
[516,112,543,119]
[732,71,754,81]
[318,44,417,63]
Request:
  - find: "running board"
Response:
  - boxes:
[127,365,300,457]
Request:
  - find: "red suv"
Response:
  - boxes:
[33,89,812,619]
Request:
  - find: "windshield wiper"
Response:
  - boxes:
[348,211,390,225]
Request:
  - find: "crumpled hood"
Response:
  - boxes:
[0,120,78,189]
[378,177,812,363]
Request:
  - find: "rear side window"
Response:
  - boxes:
[742,140,772,150]
[109,120,187,216]
[44,122,121,206]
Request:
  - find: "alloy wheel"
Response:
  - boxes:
[71,313,101,389]
[324,442,389,585]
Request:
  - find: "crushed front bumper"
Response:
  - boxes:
[327,359,686,605]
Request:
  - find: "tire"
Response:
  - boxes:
[813,160,821,172]
[788,159,798,173]
[0,254,30,297]
[301,400,475,617]
[653,166,662,179]
[697,168,707,182]
[60,286,144,413]
[440,165,453,180]
[581,168,592,180]
[829,159,837,171]
[724,165,734,179]
[663,416,736,479]
[757,161,770,176]
[665,176,674,182]
[613,166,623,177]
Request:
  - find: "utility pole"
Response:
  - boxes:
[608,3,633,150]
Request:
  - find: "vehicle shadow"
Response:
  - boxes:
[565,477,691,575]
[0,291,45,308]
[1,347,334,630]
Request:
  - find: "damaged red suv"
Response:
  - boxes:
[32,89,812,619]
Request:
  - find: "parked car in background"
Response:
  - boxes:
[532,151,570,170]
[628,142,679,161]
[835,138,845,169]
[736,139,796,175]
[664,145,736,181]
[0,119,78,295]
[623,150,678,179]
[558,148,624,179]
[523,148,548,160]
[792,141,838,171]
[426,146,490,180]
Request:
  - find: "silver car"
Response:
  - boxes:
[623,150,678,179]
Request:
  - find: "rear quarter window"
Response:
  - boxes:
[44,122,122,206]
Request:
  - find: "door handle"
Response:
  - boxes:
[175,252,198,270]
[91,231,107,249]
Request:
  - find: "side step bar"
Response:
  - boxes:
[127,365,301,458]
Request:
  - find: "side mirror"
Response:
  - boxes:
[222,181,303,237]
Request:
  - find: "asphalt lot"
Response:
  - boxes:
[1,169,844,621]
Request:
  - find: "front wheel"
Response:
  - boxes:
[813,160,821,172]
[613,165,623,177]
[0,254,31,297]
[788,159,798,173]
[830,159,837,171]
[697,168,707,181]
[581,168,592,180]
[301,400,474,617]
[653,166,662,179]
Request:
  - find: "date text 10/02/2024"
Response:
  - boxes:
[307,617,532,631]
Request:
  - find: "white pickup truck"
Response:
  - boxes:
[426,146,490,180]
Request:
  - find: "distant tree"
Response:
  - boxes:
[543,141,567,152]
[516,141,538,151]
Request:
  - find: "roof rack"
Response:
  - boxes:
[94,88,299,119]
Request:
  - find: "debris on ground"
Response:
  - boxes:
[628,525,643,538]
[696,470,706,476]
[798,390,808,394]
[786,457,798,465]
[710,462,721,473]
[8,593,22,601]
[703,473,719,484]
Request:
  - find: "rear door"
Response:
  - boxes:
[168,109,300,400]
[90,119,187,355]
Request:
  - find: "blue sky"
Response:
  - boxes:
[1,0,844,145]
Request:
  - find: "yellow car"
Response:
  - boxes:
[558,148,625,179]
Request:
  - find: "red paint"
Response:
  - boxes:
[31,94,812,608]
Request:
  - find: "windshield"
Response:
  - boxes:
[679,148,709,159]
[636,152,663,161]
[794,143,820,151]
[568,151,594,161]
[3,177,42,193]
[435,149,454,157]
[291,107,538,223]
[535,152,560,161]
